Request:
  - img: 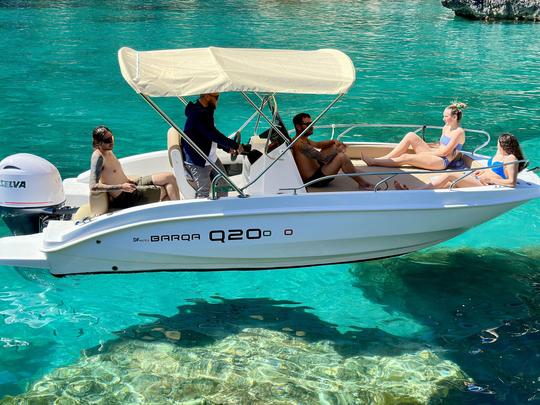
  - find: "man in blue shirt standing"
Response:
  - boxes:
[180,93,243,198]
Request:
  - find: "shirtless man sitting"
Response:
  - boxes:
[89,126,179,209]
[291,113,371,188]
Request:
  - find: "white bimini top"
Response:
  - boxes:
[118,46,356,97]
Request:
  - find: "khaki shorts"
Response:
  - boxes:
[135,175,154,186]
[109,176,160,209]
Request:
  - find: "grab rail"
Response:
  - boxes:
[279,159,529,193]
[321,123,491,156]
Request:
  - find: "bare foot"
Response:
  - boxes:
[393,180,409,190]
[358,183,373,191]
[354,170,372,189]
[361,153,375,166]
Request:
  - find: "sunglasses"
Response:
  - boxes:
[101,136,113,144]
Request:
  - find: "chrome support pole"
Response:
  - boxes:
[449,171,474,190]
[253,95,269,136]
[241,92,291,145]
[336,125,360,140]
[472,131,491,156]
[374,174,397,192]
[238,96,270,137]
[210,174,225,200]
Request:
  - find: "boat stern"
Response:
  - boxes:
[0,233,49,269]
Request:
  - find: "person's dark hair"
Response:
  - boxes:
[499,132,526,172]
[447,102,468,122]
[92,125,111,148]
[293,112,311,130]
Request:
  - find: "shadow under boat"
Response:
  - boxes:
[83,296,428,359]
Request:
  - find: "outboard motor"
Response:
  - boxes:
[0,154,70,235]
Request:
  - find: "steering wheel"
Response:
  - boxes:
[231,131,242,161]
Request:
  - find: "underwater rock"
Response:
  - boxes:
[164,330,182,341]
[1,328,466,404]
[441,0,540,20]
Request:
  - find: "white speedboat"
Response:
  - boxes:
[1,47,539,276]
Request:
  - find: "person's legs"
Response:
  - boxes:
[184,164,212,199]
[151,172,180,201]
[322,152,371,188]
[396,174,453,190]
[364,152,446,170]
[381,132,431,159]
[108,190,146,209]
[393,181,409,190]
[441,173,484,188]
[136,175,166,200]
[395,172,483,190]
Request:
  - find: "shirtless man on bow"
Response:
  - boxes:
[291,113,371,188]
[89,126,179,209]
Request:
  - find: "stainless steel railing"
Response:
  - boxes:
[279,159,529,193]
[317,123,491,156]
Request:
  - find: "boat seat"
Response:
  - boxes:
[72,191,110,221]
[167,128,197,200]
[72,185,161,221]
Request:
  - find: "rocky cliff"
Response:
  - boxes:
[441,0,540,20]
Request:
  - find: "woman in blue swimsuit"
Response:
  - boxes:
[363,103,467,170]
[395,133,526,189]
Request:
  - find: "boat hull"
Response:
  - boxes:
[29,188,534,275]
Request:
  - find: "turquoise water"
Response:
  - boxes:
[0,1,539,403]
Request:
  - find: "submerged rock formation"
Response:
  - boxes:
[1,328,467,404]
[441,0,540,20]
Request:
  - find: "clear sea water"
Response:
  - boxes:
[0,1,539,403]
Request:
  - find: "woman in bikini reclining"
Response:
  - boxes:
[363,103,467,170]
[395,133,525,190]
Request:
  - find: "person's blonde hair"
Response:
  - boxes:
[447,101,468,122]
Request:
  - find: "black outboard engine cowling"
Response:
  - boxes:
[0,154,67,235]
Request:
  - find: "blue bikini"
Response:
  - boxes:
[439,134,463,168]
[487,157,507,179]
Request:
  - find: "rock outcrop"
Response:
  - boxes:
[441,0,540,20]
[1,328,467,404]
